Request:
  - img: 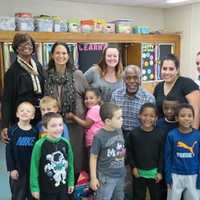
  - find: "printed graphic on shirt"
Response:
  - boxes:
[44,150,68,187]
[176,141,197,158]
[106,135,126,169]
[16,136,36,146]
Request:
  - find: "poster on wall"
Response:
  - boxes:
[78,43,108,72]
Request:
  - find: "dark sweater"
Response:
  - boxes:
[6,124,38,176]
[2,59,44,128]
[127,127,164,173]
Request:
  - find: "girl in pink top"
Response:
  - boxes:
[67,88,104,148]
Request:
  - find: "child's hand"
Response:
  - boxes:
[32,192,40,199]
[10,170,19,180]
[132,168,139,178]
[167,184,172,190]
[155,173,162,183]
[90,178,100,191]
[68,186,74,194]
[65,112,75,120]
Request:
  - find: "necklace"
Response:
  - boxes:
[163,77,178,96]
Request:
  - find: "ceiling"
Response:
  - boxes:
[56,0,199,8]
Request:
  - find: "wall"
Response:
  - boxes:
[0,0,164,30]
[164,3,200,79]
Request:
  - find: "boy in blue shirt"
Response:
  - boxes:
[157,96,179,138]
[165,103,200,200]
[6,102,38,200]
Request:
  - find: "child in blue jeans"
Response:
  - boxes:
[90,102,126,200]
[165,103,200,200]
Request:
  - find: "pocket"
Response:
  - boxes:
[97,172,107,185]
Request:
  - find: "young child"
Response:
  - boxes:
[67,88,104,148]
[127,103,164,200]
[157,97,179,138]
[165,103,200,200]
[30,112,74,200]
[6,101,38,200]
[36,96,69,139]
[90,102,126,200]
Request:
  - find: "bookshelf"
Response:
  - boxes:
[0,31,181,94]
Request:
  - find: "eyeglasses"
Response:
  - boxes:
[18,41,33,49]
[196,62,200,66]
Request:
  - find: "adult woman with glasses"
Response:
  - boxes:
[154,54,200,129]
[1,33,44,143]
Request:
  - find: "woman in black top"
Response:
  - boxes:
[153,54,200,128]
[1,33,44,143]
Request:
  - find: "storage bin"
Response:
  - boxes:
[68,19,80,32]
[80,20,94,33]
[35,18,53,32]
[110,19,133,34]
[0,17,15,31]
[133,26,150,34]
[15,17,34,31]
[103,22,115,33]
[93,19,105,32]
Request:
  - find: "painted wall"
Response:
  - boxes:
[164,3,200,80]
[0,0,164,31]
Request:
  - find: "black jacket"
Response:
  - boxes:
[2,59,44,128]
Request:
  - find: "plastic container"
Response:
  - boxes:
[133,26,150,34]
[93,19,105,32]
[0,17,16,31]
[80,20,94,33]
[110,19,133,34]
[103,22,115,33]
[35,17,53,32]
[68,19,80,32]
[15,17,34,31]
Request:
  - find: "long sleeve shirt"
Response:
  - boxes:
[127,127,164,173]
[165,128,200,188]
[30,136,74,194]
[6,124,38,175]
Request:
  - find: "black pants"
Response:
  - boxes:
[133,177,161,200]
[40,191,68,200]
[9,174,33,200]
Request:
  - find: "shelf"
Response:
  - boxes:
[0,31,180,43]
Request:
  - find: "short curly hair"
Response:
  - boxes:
[12,33,36,54]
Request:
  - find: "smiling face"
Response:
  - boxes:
[16,103,35,122]
[124,67,140,95]
[45,117,64,139]
[17,39,33,58]
[161,60,179,83]
[105,48,119,68]
[177,108,194,131]
[52,44,69,66]
[139,107,157,131]
[84,91,100,109]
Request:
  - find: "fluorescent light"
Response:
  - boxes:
[166,0,190,3]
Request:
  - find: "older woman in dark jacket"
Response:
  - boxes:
[1,33,44,143]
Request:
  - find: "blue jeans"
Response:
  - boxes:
[94,173,125,200]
